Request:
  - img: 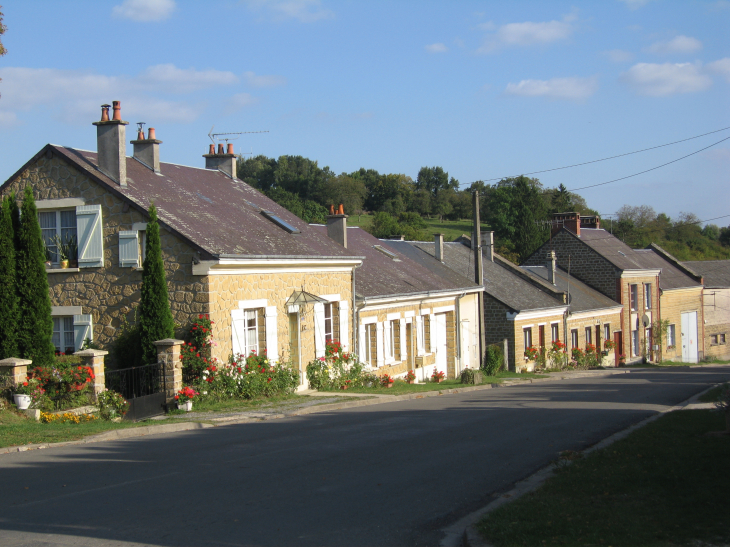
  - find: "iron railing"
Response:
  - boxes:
[105,362,164,400]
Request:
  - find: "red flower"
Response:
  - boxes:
[267,378,272,382]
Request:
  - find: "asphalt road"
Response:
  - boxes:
[1,367,729,547]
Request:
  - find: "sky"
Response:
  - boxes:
[1,0,729,225]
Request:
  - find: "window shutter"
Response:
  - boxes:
[265,306,279,362]
[338,301,349,351]
[231,309,245,357]
[76,205,104,268]
[118,230,139,267]
[73,314,93,351]
[376,322,384,368]
[428,313,436,353]
[358,324,366,362]
[416,315,424,355]
[399,318,407,363]
[314,302,326,358]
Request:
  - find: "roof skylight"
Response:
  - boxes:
[261,211,300,234]
[373,245,399,260]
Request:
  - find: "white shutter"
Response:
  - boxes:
[358,324,366,363]
[338,301,349,351]
[76,205,104,268]
[314,302,326,358]
[265,306,279,363]
[429,313,436,353]
[376,322,384,368]
[231,309,245,357]
[399,318,407,363]
[73,314,93,351]
[416,315,424,355]
[118,230,139,267]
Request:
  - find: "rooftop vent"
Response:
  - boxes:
[373,245,400,261]
[261,211,300,234]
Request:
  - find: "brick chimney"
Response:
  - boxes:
[93,101,129,186]
[547,250,557,285]
[552,212,580,237]
[326,204,347,248]
[481,231,494,262]
[434,234,444,262]
[131,126,162,173]
[203,142,237,178]
[580,215,600,230]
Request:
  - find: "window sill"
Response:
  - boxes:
[46,268,80,273]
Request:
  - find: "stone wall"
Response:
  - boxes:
[1,154,205,363]
[565,312,622,367]
[659,287,704,362]
[702,287,730,361]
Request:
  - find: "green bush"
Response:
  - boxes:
[199,352,299,400]
[28,361,95,411]
[181,314,215,381]
[482,344,503,376]
[110,315,143,369]
[305,340,372,390]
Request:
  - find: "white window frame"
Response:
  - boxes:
[523,327,532,351]
[364,323,374,365]
[551,323,559,343]
[571,329,578,349]
[52,316,75,355]
[585,327,592,347]
[630,284,638,311]
[644,283,652,310]
[667,324,676,347]
[324,303,334,342]
[632,330,639,356]
[39,209,77,265]
[416,316,425,355]
[604,324,610,343]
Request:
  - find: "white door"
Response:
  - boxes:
[681,311,698,363]
[434,313,448,377]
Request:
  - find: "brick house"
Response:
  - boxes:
[524,213,705,363]
[312,221,483,381]
[0,102,362,384]
[683,260,730,361]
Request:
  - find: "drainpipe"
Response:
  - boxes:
[455,292,466,375]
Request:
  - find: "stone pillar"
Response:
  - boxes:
[74,349,108,401]
[154,339,184,404]
[0,358,32,386]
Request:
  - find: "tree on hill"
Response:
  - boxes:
[15,187,54,365]
[138,203,175,365]
[0,195,18,359]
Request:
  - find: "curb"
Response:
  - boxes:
[456,382,725,547]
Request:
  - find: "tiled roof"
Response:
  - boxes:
[47,146,361,260]
[410,241,564,313]
[520,266,621,313]
[632,249,702,290]
[683,260,730,288]
[309,227,479,298]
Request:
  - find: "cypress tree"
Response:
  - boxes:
[15,186,54,365]
[138,202,174,364]
[0,195,19,359]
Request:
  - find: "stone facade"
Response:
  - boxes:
[703,287,730,360]
[658,287,704,362]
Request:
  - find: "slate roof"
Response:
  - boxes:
[683,260,730,288]
[9,145,361,260]
[407,241,564,313]
[308,227,479,298]
[570,229,701,290]
[520,266,622,313]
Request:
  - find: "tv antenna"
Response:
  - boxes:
[208,126,269,145]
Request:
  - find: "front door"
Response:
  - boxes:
[289,312,303,387]
[434,313,448,378]
[681,311,698,363]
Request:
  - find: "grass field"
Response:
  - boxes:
[476,408,730,546]
[346,213,489,242]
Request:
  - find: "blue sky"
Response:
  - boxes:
[1,0,728,224]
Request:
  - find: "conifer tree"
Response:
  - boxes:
[138,202,174,364]
[0,195,19,359]
[15,186,54,365]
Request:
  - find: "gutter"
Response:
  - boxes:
[357,286,484,306]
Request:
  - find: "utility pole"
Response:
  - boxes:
[473,190,486,366]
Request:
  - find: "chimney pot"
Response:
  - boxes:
[148,127,156,140]
[112,101,122,121]
[338,204,344,215]
[137,129,144,140]
[330,204,335,215]
[209,144,215,154]
[100,104,110,122]
[227,143,234,155]
[435,234,444,262]
[217,143,224,154]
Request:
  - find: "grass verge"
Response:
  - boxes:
[699,382,729,403]
[476,409,730,547]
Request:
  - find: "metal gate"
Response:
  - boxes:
[105,363,166,421]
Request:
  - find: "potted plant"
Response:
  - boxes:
[431,368,445,383]
[49,234,77,269]
[380,374,394,388]
[404,370,416,384]
[524,346,539,361]
[174,386,199,411]
[14,378,43,410]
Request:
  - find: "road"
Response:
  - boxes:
[1,367,728,547]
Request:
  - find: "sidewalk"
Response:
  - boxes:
[0,367,680,456]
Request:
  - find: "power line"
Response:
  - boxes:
[568,135,730,192]
[472,126,730,184]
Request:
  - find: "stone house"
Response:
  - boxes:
[312,221,483,381]
[524,213,705,363]
[0,102,362,384]
[411,235,622,371]
[683,260,730,361]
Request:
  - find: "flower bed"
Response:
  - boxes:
[198,351,298,400]
[27,362,95,411]
[306,340,376,390]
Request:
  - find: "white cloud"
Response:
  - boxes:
[243,71,287,87]
[112,0,175,22]
[505,76,598,100]
[477,15,575,54]
[425,43,448,53]
[0,65,240,124]
[707,58,730,82]
[646,35,703,55]
[620,62,712,96]
[225,93,259,114]
[618,0,654,10]
[0,110,20,128]
[605,49,635,63]
[244,0,333,23]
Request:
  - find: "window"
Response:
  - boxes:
[40,210,77,264]
[667,325,676,347]
[384,321,395,360]
[417,317,425,354]
[630,284,638,311]
[585,327,592,347]
[242,309,259,356]
[644,284,652,309]
[538,325,545,348]
[632,330,639,356]
[551,323,559,343]
[324,303,333,342]
[604,324,610,342]
[523,327,532,352]
[52,317,75,355]
[364,324,375,365]
[571,329,578,349]
[721,334,727,344]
